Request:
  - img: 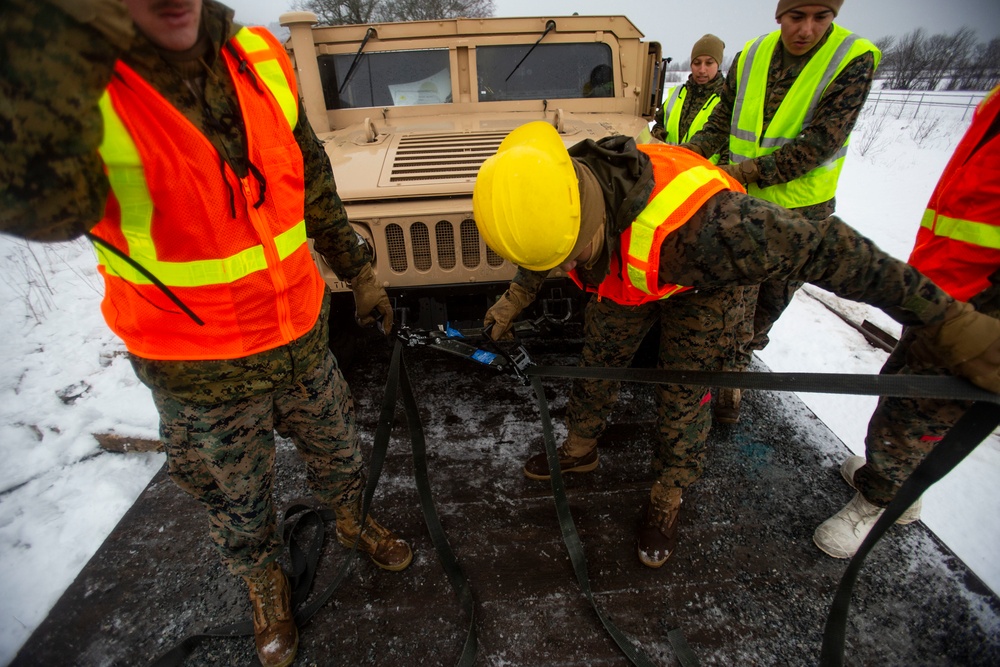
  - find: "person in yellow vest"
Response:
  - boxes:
[683,0,878,425]
[651,33,727,165]
[475,121,1000,570]
[0,1,412,665]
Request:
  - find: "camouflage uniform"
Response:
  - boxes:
[515,137,953,492]
[683,25,876,366]
[1,0,372,575]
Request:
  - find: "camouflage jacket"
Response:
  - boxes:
[682,25,876,220]
[0,0,367,402]
[514,137,951,330]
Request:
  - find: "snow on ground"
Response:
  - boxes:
[0,90,996,665]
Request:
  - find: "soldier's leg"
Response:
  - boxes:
[153,391,281,577]
[638,287,734,568]
[273,349,362,510]
[566,296,660,438]
[750,278,804,351]
[715,285,752,424]
[854,332,971,505]
[652,287,734,489]
[525,297,658,480]
[274,349,412,571]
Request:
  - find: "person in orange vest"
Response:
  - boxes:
[683,0,878,425]
[814,85,1000,559]
[474,120,1000,570]
[1,0,411,664]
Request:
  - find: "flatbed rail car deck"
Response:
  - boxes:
[13,335,1000,666]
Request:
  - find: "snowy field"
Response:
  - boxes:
[0,88,995,664]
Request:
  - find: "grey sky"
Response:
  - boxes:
[229,0,999,61]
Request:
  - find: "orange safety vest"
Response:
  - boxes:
[93,27,325,361]
[908,85,1000,302]
[569,145,744,305]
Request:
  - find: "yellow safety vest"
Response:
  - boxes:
[729,25,880,208]
[662,85,721,163]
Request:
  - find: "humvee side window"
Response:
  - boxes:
[476,43,614,101]
[318,49,451,109]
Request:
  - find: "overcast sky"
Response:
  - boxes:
[230,0,999,59]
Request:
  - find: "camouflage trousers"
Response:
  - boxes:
[153,349,364,576]
[567,287,744,490]
[855,282,1000,506]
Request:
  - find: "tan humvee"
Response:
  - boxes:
[280,12,664,338]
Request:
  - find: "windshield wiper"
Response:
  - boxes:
[339,27,376,95]
[505,20,556,82]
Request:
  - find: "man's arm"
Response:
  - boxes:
[0,0,129,241]
[753,51,876,188]
[297,111,371,280]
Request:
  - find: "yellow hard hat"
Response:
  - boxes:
[473,121,580,272]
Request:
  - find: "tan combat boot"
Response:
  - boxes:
[636,482,683,568]
[335,500,413,571]
[713,388,742,424]
[243,561,298,667]
[523,431,599,480]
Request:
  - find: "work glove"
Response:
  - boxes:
[349,263,393,335]
[909,301,1000,394]
[719,160,759,186]
[484,282,536,341]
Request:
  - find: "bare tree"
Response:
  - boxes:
[952,37,1000,91]
[294,0,494,25]
[883,28,927,90]
[878,27,999,92]
[923,28,977,91]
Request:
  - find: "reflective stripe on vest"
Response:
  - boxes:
[232,28,298,130]
[664,85,721,161]
[626,164,733,295]
[730,25,880,207]
[919,209,1000,250]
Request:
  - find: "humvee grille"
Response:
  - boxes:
[387,132,509,183]
[382,217,506,276]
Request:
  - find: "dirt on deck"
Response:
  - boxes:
[12,330,1000,666]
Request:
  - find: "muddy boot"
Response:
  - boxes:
[335,500,413,571]
[523,432,599,480]
[713,388,742,424]
[243,561,298,667]
[636,483,683,568]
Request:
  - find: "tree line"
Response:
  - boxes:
[876,28,1000,92]
[293,0,494,25]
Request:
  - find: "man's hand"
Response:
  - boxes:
[719,160,760,186]
[484,282,535,340]
[349,263,393,334]
[910,301,1000,393]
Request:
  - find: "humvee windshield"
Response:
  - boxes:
[319,48,451,109]
[477,43,614,101]
[316,42,615,110]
